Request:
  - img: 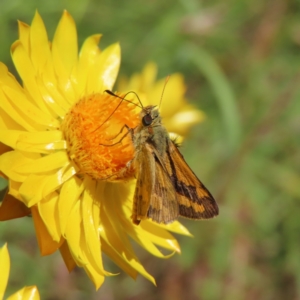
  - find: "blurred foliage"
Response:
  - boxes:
[0,0,300,299]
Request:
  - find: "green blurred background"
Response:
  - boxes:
[0,0,299,299]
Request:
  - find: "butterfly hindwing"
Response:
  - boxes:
[132,145,154,224]
[147,151,179,224]
[132,143,179,224]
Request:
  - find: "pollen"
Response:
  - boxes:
[61,92,140,180]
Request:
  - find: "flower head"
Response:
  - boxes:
[0,11,195,288]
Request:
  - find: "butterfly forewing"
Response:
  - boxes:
[165,140,219,219]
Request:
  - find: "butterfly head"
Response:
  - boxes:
[141,105,161,127]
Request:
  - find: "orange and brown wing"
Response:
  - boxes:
[132,144,179,224]
[147,153,179,224]
[165,140,219,219]
[132,145,154,225]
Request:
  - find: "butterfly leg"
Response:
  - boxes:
[107,124,130,141]
[99,124,133,146]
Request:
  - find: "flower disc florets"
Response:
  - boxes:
[61,92,139,180]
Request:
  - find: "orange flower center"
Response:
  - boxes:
[61,92,140,180]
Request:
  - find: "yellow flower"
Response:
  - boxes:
[0,244,40,300]
[0,11,193,289]
[118,62,205,137]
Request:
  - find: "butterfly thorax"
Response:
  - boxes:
[133,105,169,159]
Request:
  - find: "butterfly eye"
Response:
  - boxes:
[142,114,153,126]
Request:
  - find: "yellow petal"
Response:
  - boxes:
[8,178,23,203]
[99,183,156,283]
[38,192,61,241]
[120,62,158,93]
[52,11,78,76]
[116,184,177,256]
[92,183,103,231]
[140,221,181,253]
[32,28,73,111]
[100,237,136,278]
[163,220,193,236]
[84,263,105,290]
[0,108,24,131]
[0,89,35,132]
[81,179,105,273]
[42,68,74,110]
[102,182,175,259]
[0,244,9,299]
[149,74,186,117]
[165,108,205,136]
[0,151,40,182]
[29,11,51,72]
[35,79,69,118]
[59,176,83,236]
[100,230,156,285]
[11,42,49,114]
[0,128,64,155]
[16,130,66,153]
[8,179,22,201]
[19,130,63,144]
[17,151,69,173]
[131,227,175,259]
[78,179,114,280]
[3,85,61,128]
[122,73,139,92]
[76,34,102,95]
[6,286,40,300]
[64,201,86,265]
[87,43,120,93]
[52,11,77,102]
[18,21,30,53]
[19,164,76,206]
[0,130,28,151]
[100,215,156,285]
[31,206,63,256]
[0,63,23,92]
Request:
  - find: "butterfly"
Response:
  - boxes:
[105,90,219,225]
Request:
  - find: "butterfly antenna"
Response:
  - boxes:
[92,90,143,133]
[158,75,170,110]
[105,90,144,109]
